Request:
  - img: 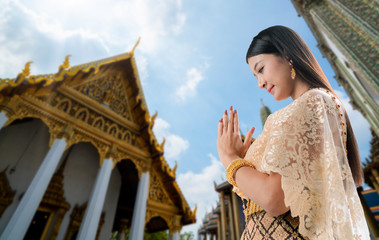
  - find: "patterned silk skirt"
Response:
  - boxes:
[241,210,309,240]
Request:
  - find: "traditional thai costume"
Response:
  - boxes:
[233,89,369,239]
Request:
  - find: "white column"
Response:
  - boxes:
[0,112,7,129]
[77,158,113,240]
[0,138,67,240]
[129,171,150,240]
[172,231,180,240]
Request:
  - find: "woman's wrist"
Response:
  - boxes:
[225,158,256,187]
[222,154,241,169]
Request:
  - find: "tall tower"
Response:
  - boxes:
[291,0,379,136]
[260,99,272,127]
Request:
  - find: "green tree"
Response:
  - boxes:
[144,230,169,240]
[180,231,195,240]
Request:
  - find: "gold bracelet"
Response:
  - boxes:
[225,158,255,187]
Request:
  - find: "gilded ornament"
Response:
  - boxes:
[19,61,33,77]
[59,55,71,71]
[150,111,158,127]
[144,209,172,228]
[148,170,174,205]
[172,162,177,176]
[74,74,131,119]
[159,137,165,152]
[75,108,89,122]
[39,156,70,239]
[193,205,197,216]
[130,37,141,56]
[0,49,197,229]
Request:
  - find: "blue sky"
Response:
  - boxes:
[0,0,372,235]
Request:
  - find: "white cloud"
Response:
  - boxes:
[177,153,225,235]
[13,0,108,50]
[152,118,189,165]
[164,135,189,160]
[175,67,205,101]
[0,0,187,77]
[153,118,170,140]
[134,54,149,86]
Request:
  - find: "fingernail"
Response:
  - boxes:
[234,110,237,114]
[225,110,227,114]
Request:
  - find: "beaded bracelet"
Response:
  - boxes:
[225,158,255,187]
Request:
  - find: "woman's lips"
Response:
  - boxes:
[268,86,274,94]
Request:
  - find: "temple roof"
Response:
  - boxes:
[0,41,196,226]
[0,39,140,92]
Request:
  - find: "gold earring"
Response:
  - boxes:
[291,68,296,80]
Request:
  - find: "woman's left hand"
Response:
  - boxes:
[217,106,255,168]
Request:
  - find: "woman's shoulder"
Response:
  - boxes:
[272,89,335,118]
[268,88,340,123]
[302,88,344,110]
[299,88,335,103]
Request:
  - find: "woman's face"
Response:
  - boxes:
[247,54,294,101]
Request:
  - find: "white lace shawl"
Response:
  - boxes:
[235,89,369,239]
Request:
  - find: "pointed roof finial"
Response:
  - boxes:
[59,55,71,71]
[159,137,166,151]
[193,204,198,215]
[150,111,158,127]
[172,161,177,175]
[130,37,141,56]
[20,61,33,77]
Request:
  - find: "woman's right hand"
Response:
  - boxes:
[216,106,255,168]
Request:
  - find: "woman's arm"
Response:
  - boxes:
[217,106,288,217]
[234,167,289,217]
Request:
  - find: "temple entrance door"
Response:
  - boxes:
[24,208,54,240]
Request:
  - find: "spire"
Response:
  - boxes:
[260,99,272,127]
[130,37,141,56]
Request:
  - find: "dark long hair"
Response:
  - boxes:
[246,25,363,186]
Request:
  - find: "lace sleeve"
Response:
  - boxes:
[256,90,369,239]
[232,114,274,200]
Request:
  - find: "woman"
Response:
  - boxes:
[217,26,369,239]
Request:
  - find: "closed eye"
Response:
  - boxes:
[258,66,264,74]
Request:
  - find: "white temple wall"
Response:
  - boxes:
[56,142,100,240]
[98,166,121,240]
[0,118,50,234]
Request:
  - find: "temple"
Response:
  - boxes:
[0,44,196,239]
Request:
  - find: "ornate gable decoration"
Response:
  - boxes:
[149,169,175,206]
[73,73,132,121]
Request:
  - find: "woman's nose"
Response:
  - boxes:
[258,77,266,89]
